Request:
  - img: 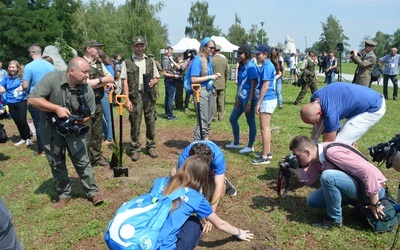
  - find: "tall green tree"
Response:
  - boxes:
[73,0,167,57]
[185,1,221,40]
[226,24,247,47]
[315,14,349,53]
[247,24,268,47]
[0,0,78,64]
[390,28,400,49]
[372,31,391,57]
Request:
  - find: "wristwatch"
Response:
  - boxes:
[99,77,102,84]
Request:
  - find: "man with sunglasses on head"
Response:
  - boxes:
[22,43,56,156]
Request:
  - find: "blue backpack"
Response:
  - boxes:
[104,178,188,250]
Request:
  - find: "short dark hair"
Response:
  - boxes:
[189,143,213,165]
[289,135,315,151]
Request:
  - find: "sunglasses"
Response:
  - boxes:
[207,46,216,50]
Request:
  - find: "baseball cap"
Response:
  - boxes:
[235,44,252,54]
[84,40,104,48]
[365,40,377,47]
[133,36,146,45]
[252,44,271,54]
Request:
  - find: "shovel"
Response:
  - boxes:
[191,84,203,140]
[113,94,128,177]
[104,85,118,169]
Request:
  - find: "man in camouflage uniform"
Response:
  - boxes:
[83,40,114,166]
[293,50,318,105]
[121,36,160,161]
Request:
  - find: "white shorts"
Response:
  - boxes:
[336,97,386,143]
[259,99,277,114]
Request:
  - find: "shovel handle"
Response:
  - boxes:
[104,85,114,103]
[192,84,201,103]
[115,95,127,115]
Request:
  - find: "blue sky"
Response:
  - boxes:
[110,0,398,52]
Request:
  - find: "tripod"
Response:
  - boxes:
[337,50,343,82]
[336,42,344,82]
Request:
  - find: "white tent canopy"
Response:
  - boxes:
[159,37,200,54]
[211,36,239,52]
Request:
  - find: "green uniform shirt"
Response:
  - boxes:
[30,71,96,155]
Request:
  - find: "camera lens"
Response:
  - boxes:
[350,51,354,55]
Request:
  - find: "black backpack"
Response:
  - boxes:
[0,123,7,143]
[371,62,383,82]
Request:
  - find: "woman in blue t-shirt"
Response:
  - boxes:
[250,44,277,165]
[226,44,258,154]
[152,155,253,250]
[188,37,221,140]
[98,49,115,146]
[0,60,32,146]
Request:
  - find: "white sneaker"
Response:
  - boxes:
[14,140,26,146]
[26,139,33,146]
[225,142,241,149]
[239,147,254,154]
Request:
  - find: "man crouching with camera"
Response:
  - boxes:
[28,57,104,209]
[287,135,387,229]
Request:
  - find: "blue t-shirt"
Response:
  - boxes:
[103,64,115,99]
[22,59,56,94]
[0,75,26,103]
[150,177,213,250]
[237,60,258,102]
[255,59,276,101]
[189,55,213,87]
[310,82,383,133]
[176,140,226,176]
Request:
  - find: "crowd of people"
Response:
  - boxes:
[1,36,400,249]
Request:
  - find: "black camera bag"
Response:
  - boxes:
[0,123,8,143]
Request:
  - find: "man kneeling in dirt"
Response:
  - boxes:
[171,140,237,231]
[288,135,387,229]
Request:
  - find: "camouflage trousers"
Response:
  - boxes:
[129,91,156,152]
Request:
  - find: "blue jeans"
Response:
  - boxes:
[101,94,113,141]
[164,79,176,118]
[228,100,256,147]
[175,216,202,250]
[326,72,336,84]
[28,105,43,152]
[275,78,283,106]
[307,169,385,223]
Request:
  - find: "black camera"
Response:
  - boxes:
[279,154,299,169]
[369,136,400,168]
[277,154,299,198]
[350,51,361,57]
[183,49,197,60]
[76,92,91,118]
[49,114,89,138]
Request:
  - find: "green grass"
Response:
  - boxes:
[0,76,399,249]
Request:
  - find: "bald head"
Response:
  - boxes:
[68,57,88,70]
[300,102,322,124]
[67,57,90,87]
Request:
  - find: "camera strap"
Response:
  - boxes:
[323,142,369,205]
